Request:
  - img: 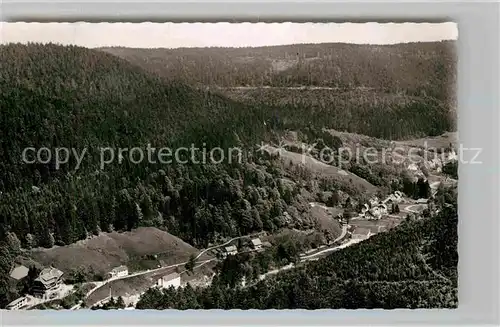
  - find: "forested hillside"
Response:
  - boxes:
[0,43,327,306]
[0,43,299,241]
[102,41,457,139]
[136,186,458,309]
[0,42,457,308]
[101,42,456,99]
[223,88,453,139]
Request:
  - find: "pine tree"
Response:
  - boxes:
[186,254,196,273]
[116,296,125,308]
[39,224,55,248]
[25,233,35,249]
[134,203,144,228]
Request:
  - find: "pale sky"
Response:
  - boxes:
[0,22,458,48]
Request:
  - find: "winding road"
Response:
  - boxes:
[82,232,265,304]
[404,204,427,214]
[299,224,348,260]
[85,259,218,309]
[194,232,265,260]
[251,229,356,287]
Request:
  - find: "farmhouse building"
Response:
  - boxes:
[378,203,388,215]
[368,207,382,219]
[250,238,263,251]
[407,163,418,171]
[368,197,379,207]
[110,265,129,278]
[446,149,458,162]
[223,245,238,257]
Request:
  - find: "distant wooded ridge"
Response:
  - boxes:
[100,41,456,101]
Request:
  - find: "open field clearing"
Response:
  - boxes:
[261,144,378,195]
[395,132,458,150]
[309,205,343,238]
[30,227,202,278]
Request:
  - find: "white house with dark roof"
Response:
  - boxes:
[10,265,29,281]
[407,163,419,171]
[109,265,128,278]
[446,149,458,162]
[368,207,382,220]
[378,203,388,215]
[223,245,238,258]
[368,197,379,207]
[250,238,263,251]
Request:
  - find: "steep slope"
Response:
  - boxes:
[0,43,273,191]
[261,144,378,196]
[0,42,456,308]
[0,43,321,242]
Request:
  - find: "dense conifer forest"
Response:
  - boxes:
[101,41,456,101]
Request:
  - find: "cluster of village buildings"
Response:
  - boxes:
[406,147,458,182]
[320,190,408,243]
[108,264,182,289]
[93,239,270,308]
[6,263,184,310]
[108,265,181,290]
[221,237,269,258]
[6,263,138,310]
[6,182,434,311]
[359,190,404,220]
[5,236,268,310]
